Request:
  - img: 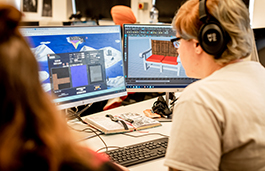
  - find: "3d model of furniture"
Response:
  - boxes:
[139,40,181,75]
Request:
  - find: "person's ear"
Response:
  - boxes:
[193,40,202,54]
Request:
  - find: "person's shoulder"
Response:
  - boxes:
[181,79,208,96]
[179,75,222,104]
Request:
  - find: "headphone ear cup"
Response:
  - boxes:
[198,21,227,58]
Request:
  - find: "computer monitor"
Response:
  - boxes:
[73,0,131,20]
[253,27,265,67]
[123,24,197,94]
[155,0,187,23]
[155,0,249,23]
[20,25,127,110]
[20,21,39,26]
[62,20,97,26]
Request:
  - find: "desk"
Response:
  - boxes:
[69,93,181,171]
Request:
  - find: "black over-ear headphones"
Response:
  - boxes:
[198,0,228,58]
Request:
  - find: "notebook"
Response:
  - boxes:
[84,112,162,134]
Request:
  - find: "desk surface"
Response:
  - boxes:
[69,93,181,171]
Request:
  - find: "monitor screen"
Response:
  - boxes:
[123,24,197,92]
[155,0,249,24]
[63,20,97,26]
[156,0,187,23]
[253,27,265,67]
[20,21,39,26]
[21,25,127,110]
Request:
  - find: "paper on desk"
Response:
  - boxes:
[143,109,161,119]
[84,112,161,134]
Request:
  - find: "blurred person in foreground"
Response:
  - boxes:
[165,0,265,170]
[0,3,128,171]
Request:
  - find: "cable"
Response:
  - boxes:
[96,146,121,153]
[68,125,100,134]
[76,103,93,116]
[86,125,108,151]
[75,115,88,124]
[66,103,93,122]
[67,107,90,125]
[78,133,104,142]
[78,124,108,151]
[170,97,178,106]
[66,107,108,151]
[68,124,105,142]
[123,132,169,138]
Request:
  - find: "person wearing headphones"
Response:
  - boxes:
[165,0,265,170]
[0,3,129,171]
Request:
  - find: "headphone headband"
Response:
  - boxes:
[199,0,207,21]
[198,0,228,58]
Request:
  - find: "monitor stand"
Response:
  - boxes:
[165,92,171,107]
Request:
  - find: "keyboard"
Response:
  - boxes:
[105,137,168,167]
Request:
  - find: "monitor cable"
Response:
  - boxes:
[123,132,169,138]
[69,120,108,151]
[66,104,108,151]
[68,125,100,134]
[96,146,121,153]
[66,103,93,124]
[68,125,104,142]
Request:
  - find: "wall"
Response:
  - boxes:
[250,0,265,28]
[131,0,152,24]
[2,0,265,27]
[132,0,265,26]
[19,0,152,25]
[4,0,69,26]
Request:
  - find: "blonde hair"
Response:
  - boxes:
[173,0,253,64]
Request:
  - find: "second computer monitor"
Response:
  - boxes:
[123,24,197,92]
